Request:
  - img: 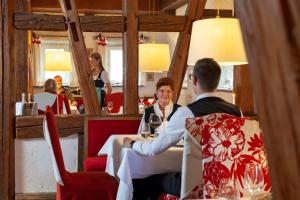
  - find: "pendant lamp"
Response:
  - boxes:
[138,0,171,72]
[139,43,170,72]
[45,51,72,72]
[188,17,248,65]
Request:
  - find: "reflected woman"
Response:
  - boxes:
[90,52,112,107]
[138,77,181,134]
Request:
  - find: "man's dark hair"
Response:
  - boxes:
[193,58,221,91]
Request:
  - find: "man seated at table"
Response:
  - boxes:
[54,75,77,106]
[123,58,242,200]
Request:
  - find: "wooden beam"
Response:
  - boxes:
[14,13,125,32]
[14,13,188,32]
[15,115,84,138]
[168,0,207,102]
[14,1,30,102]
[122,0,139,115]
[15,193,55,200]
[202,9,233,18]
[160,0,188,11]
[14,10,233,33]
[138,15,186,32]
[236,0,300,198]
[31,0,160,14]
[233,65,254,115]
[58,0,101,115]
[1,0,16,199]
[0,0,3,197]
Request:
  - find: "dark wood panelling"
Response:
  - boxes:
[15,115,84,138]
[122,0,139,115]
[15,193,55,200]
[233,65,254,115]
[59,0,101,115]
[236,0,300,198]
[167,0,207,102]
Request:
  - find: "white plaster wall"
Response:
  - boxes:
[15,135,78,193]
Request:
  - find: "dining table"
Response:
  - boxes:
[98,134,183,200]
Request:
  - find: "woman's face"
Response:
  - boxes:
[90,57,99,70]
[156,85,173,106]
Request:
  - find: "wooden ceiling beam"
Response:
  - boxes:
[160,0,188,11]
[14,9,233,33]
[31,0,160,13]
[14,13,188,32]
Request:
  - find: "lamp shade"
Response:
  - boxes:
[139,43,170,72]
[188,18,248,65]
[45,51,72,71]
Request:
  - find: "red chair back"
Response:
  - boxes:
[44,107,67,183]
[105,92,123,113]
[86,116,141,157]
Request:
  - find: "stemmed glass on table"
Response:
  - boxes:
[244,163,264,200]
[140,123,151,139]
[149,113,162,137]
[218,178,239,200]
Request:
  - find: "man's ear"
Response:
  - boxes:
[192,77,198,86]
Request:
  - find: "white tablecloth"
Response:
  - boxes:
[98,134,183,200]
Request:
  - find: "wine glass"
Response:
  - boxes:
[107,101,113,113]
[244,164,264,200]
[140,123,151,139]
[218,178,239,200]
[149,113,162,136]
[139,95,144,104]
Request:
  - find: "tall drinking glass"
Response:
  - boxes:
[140,123,151,139]
[244,164,264,200]
[218,178,239,200]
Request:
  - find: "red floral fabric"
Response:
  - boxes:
[184,113,271,199]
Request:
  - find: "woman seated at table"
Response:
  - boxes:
[42,78,70,114]
[138,77,181,134]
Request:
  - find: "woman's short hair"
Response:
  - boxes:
[193,58,221,91]
[156,77,174,91]
[44,78,57,93]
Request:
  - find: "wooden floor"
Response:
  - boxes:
[15,193,55,200]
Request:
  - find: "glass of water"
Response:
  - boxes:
[141,123,151,139]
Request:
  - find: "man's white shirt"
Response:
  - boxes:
[132,92,217,156]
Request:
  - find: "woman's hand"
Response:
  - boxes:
[123,137,134,148]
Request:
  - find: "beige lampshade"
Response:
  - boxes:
[139,43,170,72]
[188,18,248,65]
[45,51,72,71]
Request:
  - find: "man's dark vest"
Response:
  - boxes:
[144,103,181,133]
[187,97,241,117]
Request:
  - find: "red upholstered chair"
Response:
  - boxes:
[104,92,123,113]
[83,116,141,171]
[43,107,118,200]
[160,113,271,199]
